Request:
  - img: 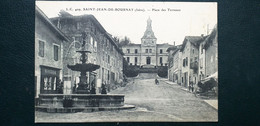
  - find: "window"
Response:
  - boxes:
[201,45,203,54]
[160,57,163,64]
[108,55,110,64]
[40,67,59,94]
[160,49,163,54]
[186,57,188,66]
[94,40,97,51]
[102,51,105,61]
[149,49,152,53]
[145,49,148,53]
[183,59,185,67]
[135,57,138,65]
[39,40,44,57]
[135,49,138,53]
[54,45,59,61]
[127,49,130,53]
[127,57,130,63]
[193,49,194,54]
[200,59,203,68]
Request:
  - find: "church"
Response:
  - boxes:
[122,17,172,67]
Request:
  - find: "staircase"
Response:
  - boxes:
[137,73,158,79]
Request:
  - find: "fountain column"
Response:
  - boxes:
[67,32,100,94]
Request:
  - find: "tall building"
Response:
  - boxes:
[167,45,182,84]
[122,17,171,67]
[180,36,205,88]
[50,12,124,93]
[202,25,218,79]
[35,6,70,97]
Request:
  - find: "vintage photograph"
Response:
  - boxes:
[35,1,218,122]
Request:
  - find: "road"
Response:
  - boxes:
[35,77,218,122]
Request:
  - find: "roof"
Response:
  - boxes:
[157,43,172,47]
[166,46,178,52]
[50,14,107,33]
[35,6,70,42]
[203,25,217,49]
[142,17,156,39]
[180,36,206,52]
[123,43,141,47]
[50,11,124,55]
[166,44,182,52]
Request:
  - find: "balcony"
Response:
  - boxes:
[190,61,198,73]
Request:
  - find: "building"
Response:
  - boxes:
[35,6,70,97]
[198,37,206,81]
[122,17,171,67]
[203,25,218,79]
[180,36,205,89]
[167,45,182,84]
[50,11,124,93]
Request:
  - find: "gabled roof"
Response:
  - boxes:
[35,6,70,42]
[50,11,124,55]
[50,14,107,34]
[203,25,217,50]
[166,46,178,52]
[180,36,206,52]
[166,44,182,52]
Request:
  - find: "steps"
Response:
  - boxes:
[137,73,158,79]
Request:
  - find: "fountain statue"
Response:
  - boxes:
[67,32,100,94]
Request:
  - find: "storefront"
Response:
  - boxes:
[40,65,60,94]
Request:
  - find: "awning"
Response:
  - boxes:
[201,72,218,83]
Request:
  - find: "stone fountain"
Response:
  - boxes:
[67,46,99,93]
[36,32,134,113]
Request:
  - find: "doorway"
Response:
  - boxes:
[146,57,151,64]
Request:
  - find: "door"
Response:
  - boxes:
[184,72,187,87]
[146,57,151,64]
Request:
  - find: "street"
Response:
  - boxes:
[35,77,218,122]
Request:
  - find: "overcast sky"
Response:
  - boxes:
[36,1,217,45]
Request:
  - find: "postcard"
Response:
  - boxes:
[35,1,217,122]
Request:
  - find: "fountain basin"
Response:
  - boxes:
[35,94,135,113]
[67,63,100,72]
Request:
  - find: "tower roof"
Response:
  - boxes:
[142,17,156,39]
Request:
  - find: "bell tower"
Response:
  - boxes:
[140,17,157,66]
[141,17,157,46]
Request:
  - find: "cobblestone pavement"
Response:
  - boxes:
[35,78,218,122]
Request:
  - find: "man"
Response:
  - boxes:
[155,79,159,85]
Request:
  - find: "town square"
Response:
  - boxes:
[35,1,218,122]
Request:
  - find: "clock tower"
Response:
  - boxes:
[141,17,157,66]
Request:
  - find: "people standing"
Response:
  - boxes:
[155,79,159,85]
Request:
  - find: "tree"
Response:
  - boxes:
[122,58,139,77]
[113,36,120,45]
[119,36,131,47]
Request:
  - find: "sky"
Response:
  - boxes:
[36,1,217,45]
